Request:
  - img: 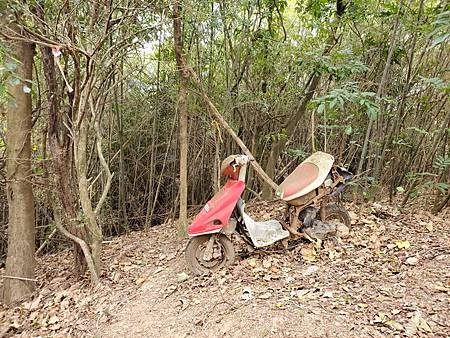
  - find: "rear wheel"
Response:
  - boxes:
[320,203,351,235]
[185,234,235,275]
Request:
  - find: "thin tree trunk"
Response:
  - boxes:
[375,0,424,180]
[174,49,278,191]
[41,45,87,276]
[357,0,403,174]
[173,0,189,231]
[3,24,36,304]
[114,62,128,228]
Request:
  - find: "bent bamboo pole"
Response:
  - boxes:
[183,64,278,191]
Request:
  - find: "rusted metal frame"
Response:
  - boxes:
[280,172,345,237]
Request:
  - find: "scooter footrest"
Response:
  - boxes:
[247,219,290,248]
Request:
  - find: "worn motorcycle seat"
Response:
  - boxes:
[278,152,334,202]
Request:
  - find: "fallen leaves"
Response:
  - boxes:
[302,265,319,276]
[420,221,434,232]
[300,245,317,262]
[257,292,272,299]
[395,240,411,249]
[405,312,432,336]
[135,276,147,285]
[262,258,272,269]
[432,282,450,293]
[336,224,350,237]
[405,257,419,266]
[373,311,404,332]
[322,291,333,298]
[385,319,404,331]
[48,315,59,325]
[1,201,448,338]
[349,211,358,225]
[177,272,189,283]
[295,289,312,300]
[24,295,42,311]
[247,257,257,267]
[47,315,61,331]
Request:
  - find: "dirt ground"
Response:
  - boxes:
[1,201,449,338]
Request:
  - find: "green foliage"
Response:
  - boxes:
[308,50,368,79]
[313,83,379,119]
[407,127,429,136]
[435,182,450,194]
[287,147,308,160]
[396,186,405,193]
[433,154,450,171]
[299,0,336,19]
[0,0,448,247]
[420,76,450,94]
[430,10,450,48]
[0,43,9,107]
[0,44,35,106]
[404,154,449,199]
[392,137,412,148]
[266,129,288,142]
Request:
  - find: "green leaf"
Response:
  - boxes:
[317,103,325,114]
[407,127,428,135]
[436,182,450,194]
[329,99,337,110]
[367,106,378,119]
[433,155,450,170]
[33,167,45,175]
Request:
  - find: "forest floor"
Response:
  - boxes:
[1,200,449,338]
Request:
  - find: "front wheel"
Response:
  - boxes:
[185,234,235,275]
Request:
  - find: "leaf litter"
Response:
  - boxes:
[0,200,449,337]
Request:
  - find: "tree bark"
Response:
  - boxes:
[39,44,88,277]
[74,115,102,278]
[2,24,36,304]
[173,0,189,231]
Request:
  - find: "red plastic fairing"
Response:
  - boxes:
[187,179,245,236]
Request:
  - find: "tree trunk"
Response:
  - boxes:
[173,0,189,231]
[74,116,102,278]
[39,44,88,277]
[3,25,36,304]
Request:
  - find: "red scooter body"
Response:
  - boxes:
[187,179,245,236]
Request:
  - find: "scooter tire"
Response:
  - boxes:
[185,234,235,275]
[320,203,351,227]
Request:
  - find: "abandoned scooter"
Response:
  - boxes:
[185,152,353,275]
